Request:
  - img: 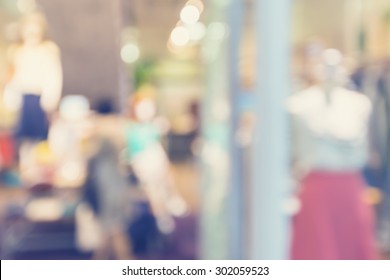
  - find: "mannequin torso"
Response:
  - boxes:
[6,41,62,112]
[288,85,372,172]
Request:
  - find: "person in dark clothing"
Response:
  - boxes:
[352,60,390,252]
[82,99,132,259]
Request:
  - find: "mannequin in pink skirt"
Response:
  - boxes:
[288,49,378,260]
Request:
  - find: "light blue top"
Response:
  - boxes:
[125,122,160,159]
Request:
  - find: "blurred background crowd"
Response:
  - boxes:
[0,0,390,260]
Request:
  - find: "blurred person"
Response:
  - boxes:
[80,98,132,260]
[2,12,62,183]
[125,94,187,234]
[127,186,164,258]
[287,49,378,259]
[360,59,390,252]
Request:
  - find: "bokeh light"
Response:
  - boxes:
[170,26,190,47]
[187,22,206,42]
[17,0,37,14]
[186,0,204,14]
[59,95,90,122]
[121,43,140,64]
[207,22,228,41]
[180,5,200,25]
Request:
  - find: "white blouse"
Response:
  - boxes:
[287,86,372,172]
[4,41,63,112]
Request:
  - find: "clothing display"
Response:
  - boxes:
[125,119,186,234]
[288,86,372,172]
[2,5,390,262]
[125,121,171,193]
[289,83,378,259]
[5,38,62,144]
[5,42,63,114]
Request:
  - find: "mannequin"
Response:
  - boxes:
[288,49,378,259]
[289,49,371,174]
[48,95,92,188]
[126,94,187,234]
[4,12,62,179]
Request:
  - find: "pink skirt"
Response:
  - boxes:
[291,170,379,260]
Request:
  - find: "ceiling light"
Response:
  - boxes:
[186,0,204,14]
[188,22,206,41]
[180,5,200,25]
[170,26,190,47]
[120,43,140,64]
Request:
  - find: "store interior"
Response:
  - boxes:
[0,0,390,260]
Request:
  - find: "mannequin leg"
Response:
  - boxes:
[111,228,134,260]
[92,235,111,260]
